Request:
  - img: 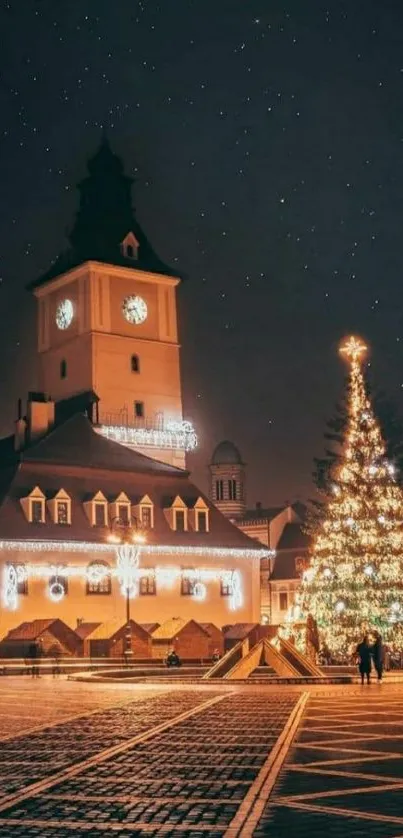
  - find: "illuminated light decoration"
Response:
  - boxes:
[332,484,340,495]
[116,543,140,599]
[192,582,207,602]
[3,565,18,610]
[339,334,368,361]
[0,540,270,561]
[229,570,243,610]
[86,563,110,584]
[2,555,247,612]
[48,579,65,603]
[294,334,403,655]
[97,420,198,452]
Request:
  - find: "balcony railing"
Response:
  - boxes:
[96,410,198,452]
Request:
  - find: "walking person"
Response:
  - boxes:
[372,632,384,682]
[356,634,372,685]
[28,641,39,678]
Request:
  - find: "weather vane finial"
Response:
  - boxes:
[339,335,368,363]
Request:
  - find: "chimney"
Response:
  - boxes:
[26,392,55,443]
[256,501,262,510]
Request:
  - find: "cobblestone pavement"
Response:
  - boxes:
[0,678,300,836]
[0,676,164,739]
[254,685,403,837]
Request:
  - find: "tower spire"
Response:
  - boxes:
[30,136,181,289]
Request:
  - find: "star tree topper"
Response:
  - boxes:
[339,335,368,364]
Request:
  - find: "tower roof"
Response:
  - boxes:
[30,137,182,289]
[211,440,244,466]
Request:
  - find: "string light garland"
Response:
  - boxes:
[293,335,403,654]
[97,420,198,452]
[2,550,244,612]
[0,540,269,560]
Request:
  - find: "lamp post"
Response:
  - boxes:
[107,516,146,664]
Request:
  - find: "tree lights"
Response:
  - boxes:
[299,335,403,653]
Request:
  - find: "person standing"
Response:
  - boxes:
[357,635,372,685]
[372,632,384,682]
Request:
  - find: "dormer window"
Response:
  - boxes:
[175,509,186,531]
[164,496,188,531]
[137,494,154,530]
[109,492,131,527]
[117,504,130,525]
[94,503,107,527]
[20,487,46,524]
[32,500,44,523]
[84,491,108,527]
[197,510,208,532]
[121,232,139,261]
[47,489,72,525]
[190,497,210,533]
[57,502,69,524]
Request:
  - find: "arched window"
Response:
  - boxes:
[131,354,140,373]
[60,359,67,379]
[86,561,111,595]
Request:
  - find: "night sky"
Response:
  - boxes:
[1,1,403,505]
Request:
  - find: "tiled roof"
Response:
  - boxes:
[276,523,310,552]
[223,623,259,640]
[151,618,209,641]
[199,622,220,636]
[140,623,160,635]
[84,618,149,641]
[5,619,57,641]
[270,553,301,581]
[151,617,186,640]
[0,415,262,551]
[75,622,101,640]
[23,414,184,476]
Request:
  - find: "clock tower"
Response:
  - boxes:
[30,139,195,468]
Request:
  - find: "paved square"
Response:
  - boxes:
[0,677,402,835]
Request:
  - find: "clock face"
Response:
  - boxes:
[122,295,148,325]
[55,299,74,330]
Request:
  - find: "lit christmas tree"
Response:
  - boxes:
[298,336,403,655]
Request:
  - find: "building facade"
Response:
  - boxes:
[29,138,196,470]
[0,140,264,638]
[209,440,310,625]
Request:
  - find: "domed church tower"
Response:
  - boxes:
[209,440,246,519]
